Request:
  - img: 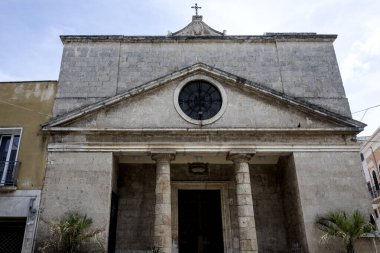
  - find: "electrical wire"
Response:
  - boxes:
[0,99,52,117]
[352,104,380,114]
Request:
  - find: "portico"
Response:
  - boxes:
[116,148,284,253]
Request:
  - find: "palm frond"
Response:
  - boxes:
[38,212,105,253]
[316,209,375,253]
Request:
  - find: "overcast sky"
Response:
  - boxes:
[0,0,379,136]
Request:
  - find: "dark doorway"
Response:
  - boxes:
[178,190,224,253]
[0,217,26,253]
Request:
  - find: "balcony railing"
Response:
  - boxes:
[0,161,20,187]
[369,186,380,199]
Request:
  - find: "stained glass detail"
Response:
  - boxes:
[178,81,222,120]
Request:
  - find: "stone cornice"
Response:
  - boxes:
[46,143,361,153]
[60,33,337,44]
[42,127,362,135]
[0,80,57,84]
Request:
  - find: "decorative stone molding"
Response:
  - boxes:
[227,150,256,163]
[151,153,176,162]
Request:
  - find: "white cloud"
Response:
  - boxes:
[354,29,380,57]
[341,52,370,80]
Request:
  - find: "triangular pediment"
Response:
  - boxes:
[43,63,365,132]
[170,15,224,36]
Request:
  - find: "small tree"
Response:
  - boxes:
[39,212,104,253]
[316,210,375,253]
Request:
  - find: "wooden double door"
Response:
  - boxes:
[178,190,224,253]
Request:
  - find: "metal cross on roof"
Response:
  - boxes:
[191,3,202,16]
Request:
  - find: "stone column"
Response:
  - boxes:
[228,151,258,253]
[152,152,175,253]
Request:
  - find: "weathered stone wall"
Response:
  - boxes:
[115,164,156,253]
[55,39,349,117]
[279,155,308,252]
[250,164,288,253]
[355,238,380,252]
[293,151,372,253]
[37,152,114,252]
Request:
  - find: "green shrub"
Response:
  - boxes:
[316,210,375,253]
[38,212,104,253]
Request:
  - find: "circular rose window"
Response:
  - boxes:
[178,80,222,120]
[174,76,227,125]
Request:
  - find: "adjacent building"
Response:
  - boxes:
[34,15,373,253]
[0,81,57,253]
[360,127,380,229]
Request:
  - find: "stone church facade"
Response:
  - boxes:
[37,16,372,252]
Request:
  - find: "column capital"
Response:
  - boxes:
[227,149,255,163]
[151,150,176,162]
